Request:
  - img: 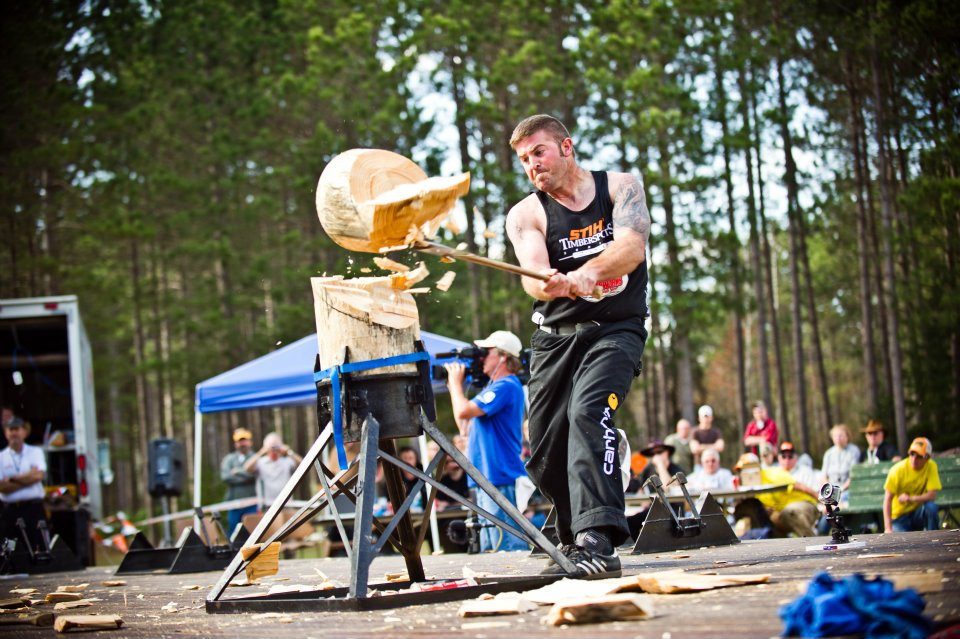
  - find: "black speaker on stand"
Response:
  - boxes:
[148,438,184,546]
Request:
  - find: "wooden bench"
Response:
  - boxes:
[846,455,960,529]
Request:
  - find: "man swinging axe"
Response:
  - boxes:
[506,114,650,578]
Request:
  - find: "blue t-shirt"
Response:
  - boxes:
[467,375,527,488]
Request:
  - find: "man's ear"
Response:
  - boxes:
[561,137,573,157]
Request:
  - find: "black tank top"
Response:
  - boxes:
[533,171,648,325]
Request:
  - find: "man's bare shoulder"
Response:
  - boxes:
[507,193,546,234]
[607,171,643,198]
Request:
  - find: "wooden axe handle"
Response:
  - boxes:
[412,240,550,281]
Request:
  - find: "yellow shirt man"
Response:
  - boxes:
[756,466,818,511]
[883,437,941,533]
[732,452,819,537]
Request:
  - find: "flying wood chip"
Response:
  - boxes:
[388,262,429,290]
[373,256,410,272]
[443,218,462,235]
[436,271,456,292]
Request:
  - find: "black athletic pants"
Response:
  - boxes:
[525,317,646,547]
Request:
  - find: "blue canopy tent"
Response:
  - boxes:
[192,331,469,510]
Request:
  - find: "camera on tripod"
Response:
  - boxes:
[818,482,851,543]
[431,346,533,389]
[446,515,496,554]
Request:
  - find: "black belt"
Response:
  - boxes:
[539,320,600,335]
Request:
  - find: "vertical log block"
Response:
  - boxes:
[311,275,421,376]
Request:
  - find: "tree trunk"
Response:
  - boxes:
[749,71,791,441]
[870,20,908,450]
[149,240,169,438]
[130,237,153,517]
[774,54,810,452]
[450,59,482,338]
[843,53,880,417]
[797,206,833,431]
[737,68,772,412]
[861,113,894,404]
[712,40,748,430]
[657,133,694,422]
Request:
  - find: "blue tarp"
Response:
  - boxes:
[194,331,469,414]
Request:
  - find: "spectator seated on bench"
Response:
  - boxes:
[734,453,820,537]
[848,439,959,532]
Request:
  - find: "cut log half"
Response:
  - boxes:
[316,148,469,253]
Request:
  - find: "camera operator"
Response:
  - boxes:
[444,330,528,552]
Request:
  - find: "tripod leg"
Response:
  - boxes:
[423,421,578,575]
[380,439,426,582]
[207,424,333,602]
[349,416,383,598]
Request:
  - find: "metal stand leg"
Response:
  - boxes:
[208,426,336,601]
[349,416,383,598]
[421,421,577,575]
[379,438,426,582]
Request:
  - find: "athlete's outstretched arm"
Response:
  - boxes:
[506,197,574,300]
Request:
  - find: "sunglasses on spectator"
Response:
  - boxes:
[909,451,923,458]
[778,451,795,458]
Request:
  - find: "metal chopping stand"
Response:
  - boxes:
[206,341,577,613]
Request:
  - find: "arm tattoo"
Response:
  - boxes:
[612,180,651,241]
[512,218,524,240]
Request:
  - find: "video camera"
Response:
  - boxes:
[446,515,496,554]
[431,346,532,389]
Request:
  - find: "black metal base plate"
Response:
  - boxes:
[5,537,84,574]
[205,574,563,613]
[631,492,740,555]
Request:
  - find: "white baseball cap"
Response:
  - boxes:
[698,404,713,417]
[475,330,522,358]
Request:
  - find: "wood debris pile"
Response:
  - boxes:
[452,569,772,627]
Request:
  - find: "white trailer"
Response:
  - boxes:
[0,295,103,520]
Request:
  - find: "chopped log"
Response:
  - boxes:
[523,576,641,605]
[0,606,31,615]
[53,600,93,611]
[0,598,26,609]
[316,148,469,253]
[100,581,126,588]
[241,542,280,583]
[54,614,123,632]
[44,592,83,604]
[0,611,53,627]
[55,584,89,593]
[8,588,38,596]
[312,276,419,334]
[458,593,537,617]
[312,277,421,377]
[633,570,771,594]
[544,593,654,626]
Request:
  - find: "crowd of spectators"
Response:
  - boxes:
[623,402,945,538]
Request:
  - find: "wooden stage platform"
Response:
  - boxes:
[3,529,958,638]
